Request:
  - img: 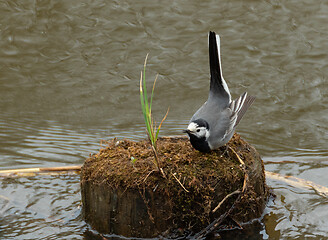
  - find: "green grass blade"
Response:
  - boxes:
[140,72,148,123]
[142,53,149,116]
[142,54,155,144]
[140,71,154,143]
[149,74,158,114]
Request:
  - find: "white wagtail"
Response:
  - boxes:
[183,31,255,152]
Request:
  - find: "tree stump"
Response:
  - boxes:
[81,133,268,238]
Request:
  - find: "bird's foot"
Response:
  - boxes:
[220,145,229,157]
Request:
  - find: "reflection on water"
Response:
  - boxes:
[0,0,327,239]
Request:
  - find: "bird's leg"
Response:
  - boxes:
[220,144,229,157]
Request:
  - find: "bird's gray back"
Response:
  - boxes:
[191,98,230,127]
[191,93,229,121]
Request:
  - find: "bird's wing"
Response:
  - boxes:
[207,107,232,148]
[208,31,231,107]
[229,92,256,127]
[217,92,255,142]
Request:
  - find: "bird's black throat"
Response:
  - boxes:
[187,134,211,153]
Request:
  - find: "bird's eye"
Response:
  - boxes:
[196,129,200,132]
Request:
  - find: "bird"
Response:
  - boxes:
[183,31,255,153]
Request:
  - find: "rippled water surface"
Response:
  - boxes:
[0,0,327,239]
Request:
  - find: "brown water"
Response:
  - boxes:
[0,0,327,239]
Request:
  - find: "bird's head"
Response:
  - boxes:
[183,119,210,140]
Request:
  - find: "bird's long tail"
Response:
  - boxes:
[208,31,231,103]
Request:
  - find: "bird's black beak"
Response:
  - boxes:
[182,129,190,134]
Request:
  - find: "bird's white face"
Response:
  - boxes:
[186,122,210,139]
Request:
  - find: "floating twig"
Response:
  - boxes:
[0,165,82,177]
[265,170,328,197]
[2,163,327,200]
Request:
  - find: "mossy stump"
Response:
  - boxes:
[81,133,268,238]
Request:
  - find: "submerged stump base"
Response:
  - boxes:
[81,134,268,238]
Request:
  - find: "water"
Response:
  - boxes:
[0,0,327,239]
